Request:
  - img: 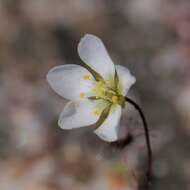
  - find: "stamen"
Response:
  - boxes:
[112,95,118,103]
[80,92,85,98]
[83,74,90,80]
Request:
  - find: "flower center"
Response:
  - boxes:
[91,80,125,107]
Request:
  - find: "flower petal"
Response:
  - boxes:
[115,65,136,96]
[47,64,95,100]
[94,105,122,142]
[58,99,109,129]
[78,34,115,80]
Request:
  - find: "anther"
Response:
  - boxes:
[83,74,90,80]
[112,95,118,103]
[80,92,85,98]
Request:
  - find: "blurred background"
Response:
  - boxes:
[0,0,190,189]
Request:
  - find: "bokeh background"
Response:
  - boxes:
[0,0,190,189]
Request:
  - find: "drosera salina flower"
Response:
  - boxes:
[47,34,136,142]
[47,34,153,188]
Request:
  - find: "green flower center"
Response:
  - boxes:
[80,64,126,128]
[91,79,125,108]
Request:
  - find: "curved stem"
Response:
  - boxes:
[125,97,152,188]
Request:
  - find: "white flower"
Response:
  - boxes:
[47,34,136,142]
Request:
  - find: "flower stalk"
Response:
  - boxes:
[125,97,152,188]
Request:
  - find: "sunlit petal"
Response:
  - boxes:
[58,99,109,129]
[78,34,115,80]
[115,64,136,95]
[47,64,95,100]
[94,105,122,142]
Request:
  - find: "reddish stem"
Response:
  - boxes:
[125,97,152,189]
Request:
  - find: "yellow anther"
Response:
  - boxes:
[80,92,85,98]
[93,110,100,116]
[112,95,118,103]
[83,74,90,80]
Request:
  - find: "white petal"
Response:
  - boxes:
[94,105,122,142]
[58,99,108,129]
[78,34,115,80]
[116,64,136,96]
[47,64,95,100]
